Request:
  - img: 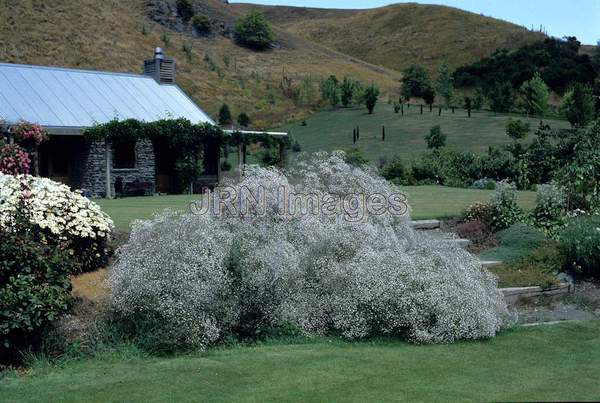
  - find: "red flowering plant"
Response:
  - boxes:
[0,141,31,175]
[10,122,48,150]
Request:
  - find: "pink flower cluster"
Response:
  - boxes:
[10,122,48,146]
[0,143,31,175]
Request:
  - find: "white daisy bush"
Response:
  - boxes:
[0,173,113,272]
[110,152,509,350]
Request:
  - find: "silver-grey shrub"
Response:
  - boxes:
[109,152,509,349]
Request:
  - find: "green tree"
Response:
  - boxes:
[473,88,484,110]
[489,82,515,113]
[344,148,369,166]
[435,62,454,107]
[425,125,446,149]
[593,77,600,114]
[340,76,357,107]
[176,0,194,22]
[463,96,472,117]
[422,86,435,107]
[191,14,211,34]
[320,75,340,107]
[234,11,274,50]
[401,65,432,101]
[506,119,530,142]
[592,39,600,71]
[237,112,250,128]
[380,156,405,181]
[520,72,550,116]
[218,103,232,126]
[562,83,595,128]
[364,84,380,114]
[352,81,365,104]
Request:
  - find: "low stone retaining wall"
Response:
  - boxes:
[409,219,440,230]
[500,283,572,304]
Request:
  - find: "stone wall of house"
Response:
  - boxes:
[80,139,155,197]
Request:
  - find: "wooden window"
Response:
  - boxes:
[113,141,136,169]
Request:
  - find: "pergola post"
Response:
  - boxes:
[278,141,286,168]
[105,140,112,199]
[237,144,243,179]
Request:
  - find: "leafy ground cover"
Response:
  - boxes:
[96,186,536,230]
[280,103,570,162]
[479,224,562,288]
[479,223,546,263]
[1,321,599,402]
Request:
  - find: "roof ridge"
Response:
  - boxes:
[0,61,150,79]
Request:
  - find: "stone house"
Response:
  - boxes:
[0,48,224,197]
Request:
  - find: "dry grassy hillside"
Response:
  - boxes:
[0,0,400,127]
[232,2,546,73]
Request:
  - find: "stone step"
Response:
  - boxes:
[409,219,440,230]
[500,283,572,304]
[446,238,471,248]
[480,260,502,269]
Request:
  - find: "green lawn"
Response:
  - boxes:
[280,104,570,161]
[2,321,599,402]
[97,186,536,230]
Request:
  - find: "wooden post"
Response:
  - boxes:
[278,140,286,168]
[33,146,40,176]
[382,125,385,141]
[452,106,455,114]
[430,104,433,112]
[105,140,112,199]
[401,104,404,116]
[216,145,221,184]
[353,129,356,144]
[237,144,243,179]
[438,107,442,116]
[420,104,423,114]
[356,126,360,140]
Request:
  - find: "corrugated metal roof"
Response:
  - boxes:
[0,62,214,133]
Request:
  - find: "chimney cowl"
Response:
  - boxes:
[143,47,175,84]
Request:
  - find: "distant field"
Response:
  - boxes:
[281,104,570,162]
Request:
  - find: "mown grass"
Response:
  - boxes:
[282,103,570,162]
[96,185,536,230]
[2,321,600,402]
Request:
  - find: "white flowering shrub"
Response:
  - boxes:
[0,173,113,272]
[110,152,509,350]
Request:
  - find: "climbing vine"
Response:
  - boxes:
[84,118,289,154]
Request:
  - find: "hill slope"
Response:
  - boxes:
[232,3,546,73]
[0,0,400,127]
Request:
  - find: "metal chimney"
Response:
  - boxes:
[143,47,175,84]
